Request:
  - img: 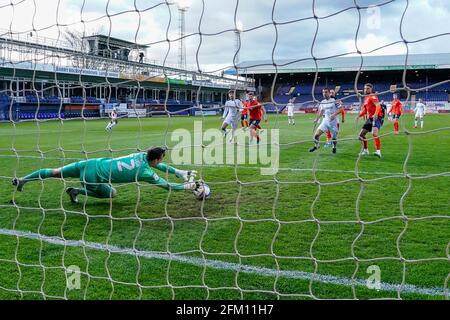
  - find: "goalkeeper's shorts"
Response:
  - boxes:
[60,160,115,198]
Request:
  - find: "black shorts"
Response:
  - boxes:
[249,119,261,127]
[241,114,248,121]
[362,118,383,132]
[393,114,401,120]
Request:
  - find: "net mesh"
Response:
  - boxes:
[0,0,449,300]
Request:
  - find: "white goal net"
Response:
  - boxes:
[0,0,449,300]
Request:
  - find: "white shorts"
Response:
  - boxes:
[287,112,294,117]
[223,114,239,129]
[415,112,424,118]
[318,119,339,135]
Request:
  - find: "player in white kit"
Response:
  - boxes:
[414,99,427,129]
[286,98,296,125]
[309,88,344,154]
[221,90,244,142]
[324,89,345,147]
[106,108,118,132]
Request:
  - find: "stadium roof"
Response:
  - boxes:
[229,53,450,75]
[82,35,149,49]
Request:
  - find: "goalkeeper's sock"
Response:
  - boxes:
[22,168,54,183]
[77,188,97,197]
[77,187,116,199]
[421,120,424,128]
[69,187,106,202]
[414,120,418,127]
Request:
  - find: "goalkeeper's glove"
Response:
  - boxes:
[183,182,197,190]
[176,170,198,182]
[183,180,203,191]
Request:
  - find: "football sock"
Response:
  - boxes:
[374,137,381,151]
[394,122,399,132]
[22,169,53,182]
[363,139,368,149]
[77,187,116,199]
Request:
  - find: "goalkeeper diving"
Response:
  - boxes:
[12,147,202,203]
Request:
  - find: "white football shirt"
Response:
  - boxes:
[415,102,426,114]
[223,99,243,118]
[319,98,338,121]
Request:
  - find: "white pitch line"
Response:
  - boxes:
[0,154,448,177]
[0,228,446,297]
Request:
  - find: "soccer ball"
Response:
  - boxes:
[193,182,211,200]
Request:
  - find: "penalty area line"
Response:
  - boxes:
[0,228,446,297]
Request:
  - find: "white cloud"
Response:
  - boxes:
[343,33,407,56]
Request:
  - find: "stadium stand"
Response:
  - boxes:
[267,78,450,113]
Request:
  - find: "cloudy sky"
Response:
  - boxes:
[0,0,449,72]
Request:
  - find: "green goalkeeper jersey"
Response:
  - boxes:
[94,152,185,190]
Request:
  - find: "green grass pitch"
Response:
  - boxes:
[0,113,449,300]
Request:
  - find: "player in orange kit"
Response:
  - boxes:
[389,93,403,135]
[245,92,267,144]
[241,92,250,129]
[359,83,384,158]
